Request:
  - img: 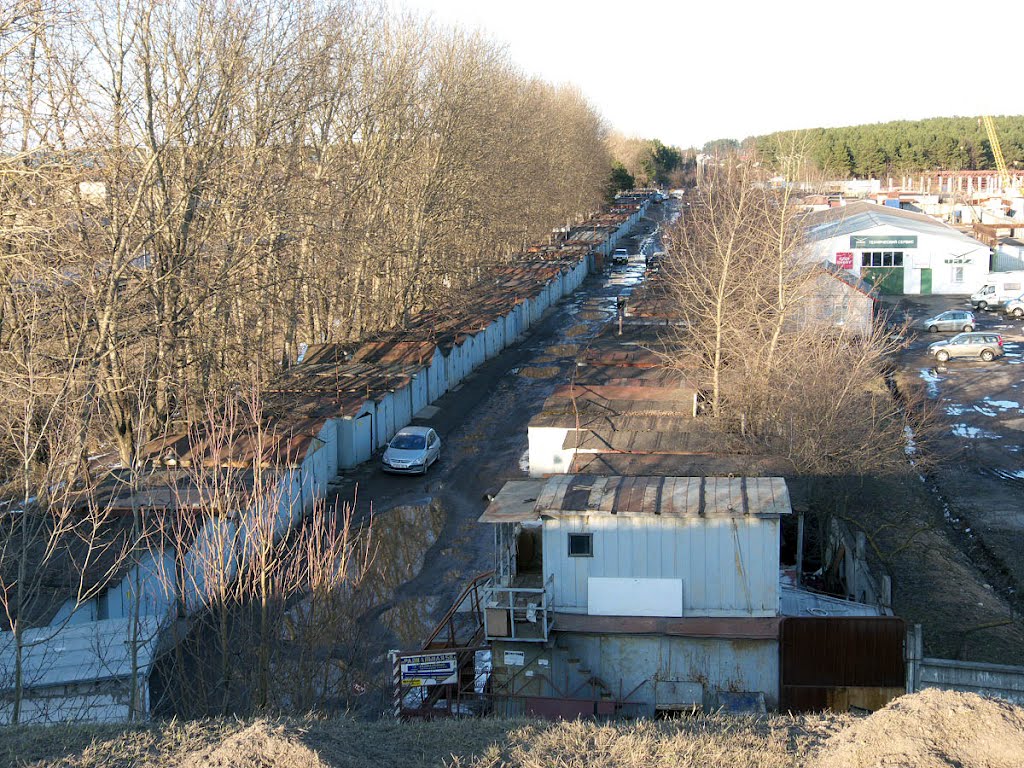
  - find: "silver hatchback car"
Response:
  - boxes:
[920,310,975,333]
[381,426,441,474]
[928,332,1004,363]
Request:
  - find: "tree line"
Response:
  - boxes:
[710,115,1024,178]
[0,0,612,481]
[0,0,613,723]
[659,154,944,591]
[607,133,694,192]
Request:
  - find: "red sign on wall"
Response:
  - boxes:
[835,252,854,269]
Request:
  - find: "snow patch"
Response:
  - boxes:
[951,423,1001,439]
[982,398,1020,411]
[919,368,942,398]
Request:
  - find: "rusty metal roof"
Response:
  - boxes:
[569,453,796,477]
[479,475,791,522]
[563,429,743,454]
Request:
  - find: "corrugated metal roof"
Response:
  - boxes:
[780,584,882,617]
[564,429,744,454]
[479,475,791,522]
[818,260,877,298]
[803,200,984,245]
[569,452,796,477]
[0,616,162,691]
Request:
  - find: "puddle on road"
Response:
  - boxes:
[357,499,446,619]
[379,595,441,648]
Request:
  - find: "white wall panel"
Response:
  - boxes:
[587,577,683,617]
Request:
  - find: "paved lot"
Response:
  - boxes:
[884,293,1024,610]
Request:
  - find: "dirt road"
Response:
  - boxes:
[326,203,675,704]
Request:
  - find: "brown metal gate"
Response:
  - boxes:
[780,617,906,712]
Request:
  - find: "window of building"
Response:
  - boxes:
[860,251,904,267]
[953,266,964,283]
[568,532,593,557]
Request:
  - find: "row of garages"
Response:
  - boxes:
[4,193,654,725]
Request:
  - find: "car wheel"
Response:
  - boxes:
[935,350,950,362]
[981,349,995,362]
[928,324,938,333]
[978,301,988,310]
[963,324,974,332]
[1014,308,1023,318]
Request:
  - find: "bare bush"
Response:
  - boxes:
[660,155,939,477]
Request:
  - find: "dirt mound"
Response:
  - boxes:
[181,720,329,768]
[813,688,1024,768]
[517,365,561,379]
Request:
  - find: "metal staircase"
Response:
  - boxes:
[393,571,493,718]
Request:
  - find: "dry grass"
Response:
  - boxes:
[6,691,1023,768]
[517,366,563,379]
[2,713,842,768]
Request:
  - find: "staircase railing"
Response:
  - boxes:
[393,570,494,718]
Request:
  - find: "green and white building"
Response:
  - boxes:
[803,201,989,295]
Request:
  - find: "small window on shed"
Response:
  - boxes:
[568,533,593,557]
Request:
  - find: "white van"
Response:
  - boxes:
[970,271,1024,310]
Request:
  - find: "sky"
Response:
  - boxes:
[387,0,1020,149]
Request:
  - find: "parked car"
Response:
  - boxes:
[920,310,975,333]
[1003,294,1024,318]
[928,332,1004,363]
[611,248,629,265]
[381,426,441,474]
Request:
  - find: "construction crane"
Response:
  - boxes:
[981,115,1011,192]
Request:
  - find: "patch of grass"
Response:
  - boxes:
[1,713,846,768]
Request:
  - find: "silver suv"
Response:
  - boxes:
[920,310,975,333]
[928,332,1004,362]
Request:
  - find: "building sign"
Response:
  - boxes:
[851,235,918,249]
[504,650,525,667]
[399,652,458,687]
[835,252,854,269]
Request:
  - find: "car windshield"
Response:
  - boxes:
[390,434,426,450]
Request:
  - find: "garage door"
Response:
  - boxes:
[861,267,904,295]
